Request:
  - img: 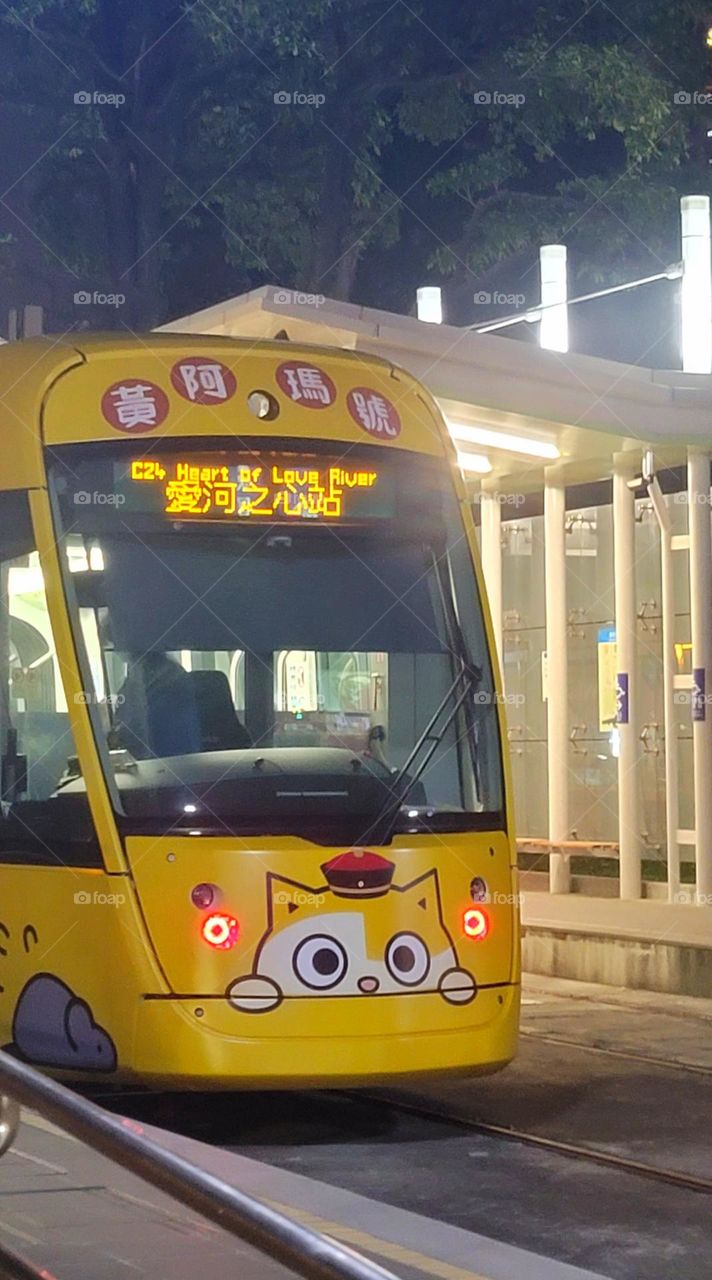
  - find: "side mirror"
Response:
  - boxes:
[0,1092,19,1157]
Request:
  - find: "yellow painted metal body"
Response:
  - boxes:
[0,335,519,1087]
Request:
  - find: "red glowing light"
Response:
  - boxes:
[202,913,239,950]
[463,908,489,940]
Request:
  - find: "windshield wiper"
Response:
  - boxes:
[358,658,481,846]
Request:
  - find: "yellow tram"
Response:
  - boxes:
[0,334,519,1086]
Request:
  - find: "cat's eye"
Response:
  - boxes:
[293,934,348,990]
[385,933,430,986]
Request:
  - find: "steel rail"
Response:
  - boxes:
[0,1052,399,1280]
[519,1027,712,1077]
[356,1091,712,1196]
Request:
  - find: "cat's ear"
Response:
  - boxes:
[399,869,439,915]
[266,874,311,927]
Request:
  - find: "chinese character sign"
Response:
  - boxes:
[275,362,337,409]
[129,455,380,522]
[170,357,237,405]
[102,380,170,433]
[347,387,401,439]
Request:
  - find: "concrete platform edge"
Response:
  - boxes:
[521,893,712,998]
[142,1117,609,1280]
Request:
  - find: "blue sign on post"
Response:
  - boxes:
[693,667,706,722]
[616,673,629,725]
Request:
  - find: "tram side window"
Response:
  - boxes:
[0,493,96,864]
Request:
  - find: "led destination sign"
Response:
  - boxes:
[123,454,393,523]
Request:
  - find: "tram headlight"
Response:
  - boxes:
[463,908,489,940]
[201,913,239,950]
[191,882,218,910]
[469,876,489,902]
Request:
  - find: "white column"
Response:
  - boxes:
[680,196,712,375]
[688,451,712,900]
[480,493,503,675]
[613,463,641,899]
[647,473,680,901]
[539,245,569,353]
[544,478,570,893]
[416,286,443,324]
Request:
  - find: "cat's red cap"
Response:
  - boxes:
[321,850,395,897]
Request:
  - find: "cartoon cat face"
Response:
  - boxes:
[228,869,476,1012]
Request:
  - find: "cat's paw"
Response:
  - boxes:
[227,975,282,1012]
[438,967,477,1004]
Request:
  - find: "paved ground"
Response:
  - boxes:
[4,974,712,1280]
[0,1102,603,1280]
[221,977,712,1280]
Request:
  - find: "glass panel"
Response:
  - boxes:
[502,513,546,834]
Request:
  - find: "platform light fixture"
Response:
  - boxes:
[680,195,712,374]
[416,286,443,324]
[539,244,569,353]
[457,451,493,474]
[448,419,560,461]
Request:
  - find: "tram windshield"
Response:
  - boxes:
[49,443,504,841]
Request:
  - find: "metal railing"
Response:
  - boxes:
[517,838,619,860]
[0,1051,399,1280]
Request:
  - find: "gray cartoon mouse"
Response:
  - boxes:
[10,973,117,1072]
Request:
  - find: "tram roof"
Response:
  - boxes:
[163,285,712,492]
[0,332,445,489]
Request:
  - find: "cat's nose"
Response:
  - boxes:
[358,976,379,993]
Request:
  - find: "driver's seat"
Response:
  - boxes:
[188,670,251,751]
[115,654,202,759]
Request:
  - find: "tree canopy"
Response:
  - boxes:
[1,0,711,342]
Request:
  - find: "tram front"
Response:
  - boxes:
[1,336,519,1086]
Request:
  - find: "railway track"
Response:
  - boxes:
[519,1027,712,1077]
[355,1091,712,1197]
[92,1046,712,1199]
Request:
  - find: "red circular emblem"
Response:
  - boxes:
[347,387,401,439]
[170,356,237,405]
[101,379,169,433]
[275,361,336,409]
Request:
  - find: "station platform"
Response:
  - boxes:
[521,889,712,997]
[0,1098,607,1280]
